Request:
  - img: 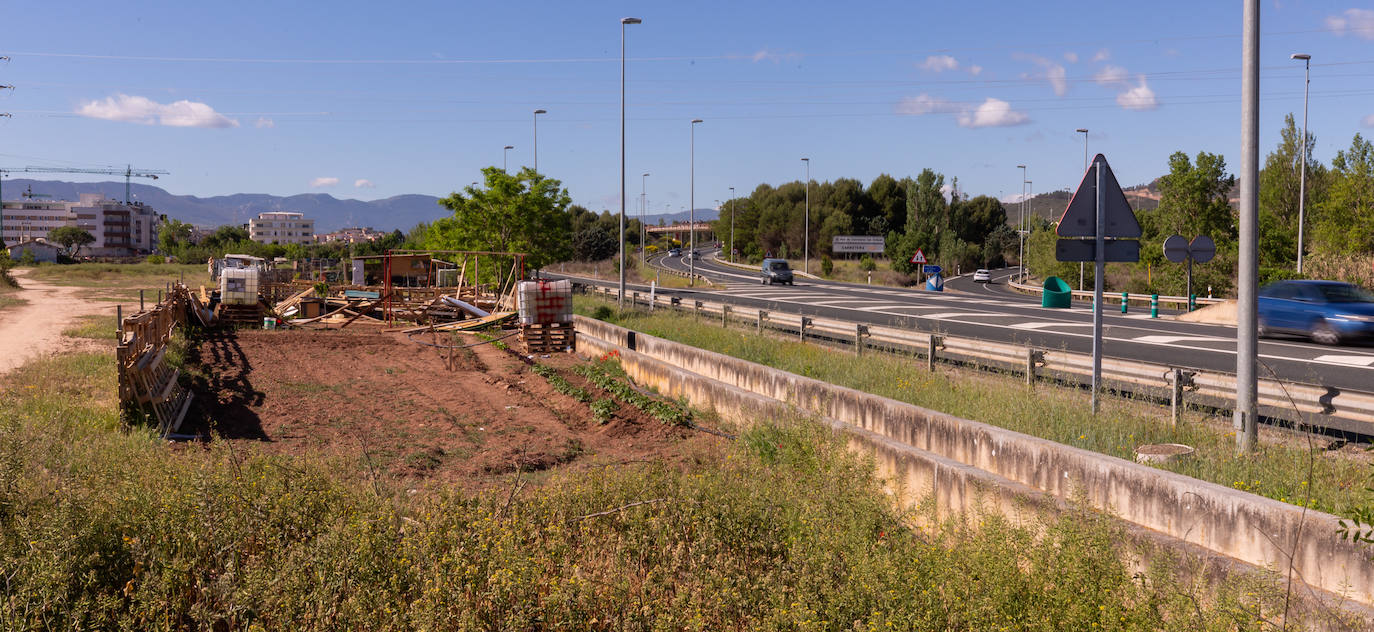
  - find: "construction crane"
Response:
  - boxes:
[20,164,169,204]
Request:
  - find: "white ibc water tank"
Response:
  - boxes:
[517,279,572,325]
[220,268,260,305]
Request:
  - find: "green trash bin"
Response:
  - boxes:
[1042,276,1072,309]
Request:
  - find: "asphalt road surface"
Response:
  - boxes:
[571,251,1374,393]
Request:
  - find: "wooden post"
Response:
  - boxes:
[722,304,731,328]
[757,310,767,334]
[1025,348,1037,386]
[927,335,939,371]
[139,290,145,312]
[694,300,702,321]
[855,324,868,356]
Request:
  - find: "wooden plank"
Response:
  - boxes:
[397,311,515,333]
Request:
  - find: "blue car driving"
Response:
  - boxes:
[1258,280,1374,345]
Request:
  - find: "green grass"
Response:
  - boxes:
[575,295,1374,517]
[24,262,209,288]
[62,314,119,341]
[0,349,1315,630]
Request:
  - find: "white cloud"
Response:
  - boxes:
[1362,113,1374,127]
[255,117,275,128]
[1064,52,1079,64]
[1094,65,1129,85]
[750,49,799,63]
[968,65,983,76]
[1327,9,1374,39]
[895,94,958,115]
[1116,75,1159,110]
[354,179,375,188]
[957,98,1029,128]
[76,93,238,128]
[1018,54,1068,96]
[1092,48,1110,62]
[920,55,959,72]
[310,177,339,188]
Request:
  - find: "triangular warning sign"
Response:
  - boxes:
[910,249,926,264]
[1056,154,1142,238]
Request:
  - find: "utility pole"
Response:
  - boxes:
[1236,0,1260,452]
[729,186,736,263]
[802,157,810,274]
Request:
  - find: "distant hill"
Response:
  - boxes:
[2,179,448,232]
[640,209,720,225]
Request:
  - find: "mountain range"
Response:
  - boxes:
[2,179,450,233]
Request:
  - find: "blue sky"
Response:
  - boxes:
[1,1,1372,218]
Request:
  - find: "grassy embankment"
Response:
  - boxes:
[24,261,211,301]
[0,313,1316,628]
[0,262,23,310]
[576,294,1374,517]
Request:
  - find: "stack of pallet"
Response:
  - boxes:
[521,321,575,352]
[518,280,575,352]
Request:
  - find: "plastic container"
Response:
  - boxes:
[517,279,572,325]
[436,269,460,287]
[263,317,277,330]
[1042,276,1072,309]
[221,268,260,305]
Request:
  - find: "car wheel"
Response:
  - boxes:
[1311,320,1341,345]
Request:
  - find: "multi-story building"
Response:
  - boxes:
[315,226,385,244]
[2,193,160,256]
[248,211,315,245]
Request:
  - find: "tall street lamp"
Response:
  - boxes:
[640,172,650,261]
[690,118,703,284]
[1292,53,1311,274]
[1023,180,1032,283]
[618,17,641,308]
[533,109,546,173]
[1017,165,1026,282]
[1076,128,1089,291]
[801,157,810,274]
[503,145,514,173]
[729,186,736,263]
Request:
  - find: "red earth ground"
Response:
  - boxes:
[183,328,724,491]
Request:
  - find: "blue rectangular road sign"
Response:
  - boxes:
[923,264,942,275]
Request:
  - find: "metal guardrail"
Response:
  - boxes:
[1007,274,1225,310]
[645,252,715,287]
[584,283,1374,436]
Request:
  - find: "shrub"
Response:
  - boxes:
[860,254,877,272]
[145,254,165,264]
[821,255,834,276]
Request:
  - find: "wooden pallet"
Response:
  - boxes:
[215,302,265,326]
[522,322,575,352]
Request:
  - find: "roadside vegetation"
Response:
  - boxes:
[575,294,1373,518]
[0,258,24,310]
[24,261,209,288]
[0,340,1320,628]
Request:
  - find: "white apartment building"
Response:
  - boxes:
[315,226,384,244]
[2,193,160,256]
[248,211,315,245]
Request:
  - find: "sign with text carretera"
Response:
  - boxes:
[832,235,885,253]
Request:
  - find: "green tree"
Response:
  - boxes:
[1258,114,1326,267]
[48,226,96,256]
[157,219,195,257]
[865,174,906,236]
[1313,133,1374,255]
[1151,151,1236,242]
[425,167,573,269]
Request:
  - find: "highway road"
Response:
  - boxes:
[570,251,1374,393]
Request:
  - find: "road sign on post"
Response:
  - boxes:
[922,264,942,275]
[1163,234,1215,310]
[1055,154,1142,415]
[909,249,926,264]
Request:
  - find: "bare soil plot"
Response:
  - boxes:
[182,329,717,490]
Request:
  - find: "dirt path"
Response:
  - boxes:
[0,268,115,375]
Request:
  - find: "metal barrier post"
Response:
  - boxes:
[758,310,767,333]
[1171,368,1184,427]
[1189,294,1197,312]
[1025,348,1038,386]
[855,324,868,355]
[799,316,811,341]
[1151,294,1159,318]
[722,304,731,328]
[1120,291,1128,314]
[927,335,940,371]
[694,300,703,321]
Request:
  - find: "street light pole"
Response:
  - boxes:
[1292,53,1311,274]
[1077,129,1088,291]
[1017,165,1026,282]
[729,186,736,263]
[533,109,546,173]
[690,118,703,284]
[802,157,810,274]
[641,172,650,262]
[503,145,514,173]
[1024,180,1032,283]
[619,17,641,309]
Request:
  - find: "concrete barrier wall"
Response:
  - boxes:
[574,315,1374,607]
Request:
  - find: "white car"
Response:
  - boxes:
[973,269,991,283]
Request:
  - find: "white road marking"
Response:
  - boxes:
[1010,322,1096,330]
[1312,355,1374,367]
[1132,335,1233,344]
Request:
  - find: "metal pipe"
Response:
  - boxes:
[1293,53,1311,274]
[1236,0,1260,452]
[618,17,641,308]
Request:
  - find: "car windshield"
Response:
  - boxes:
[1315,283,1374,303]
[767,261,789,271]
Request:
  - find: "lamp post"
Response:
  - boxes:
[640,172,649,261]
[619,17,641,308]
[533,109,546,173]
[1023,180,1032,283]
[503,145,514,173]
[1076,129,1088,290]
[1292,53,1311,274]
[801,157,810,274]
[689,118,703,284]
[1017,165,1026,282]
[729,186,736,263]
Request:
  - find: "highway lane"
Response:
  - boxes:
[602,252,1374,392]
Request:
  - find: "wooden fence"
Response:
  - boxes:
[116,284,194,437]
